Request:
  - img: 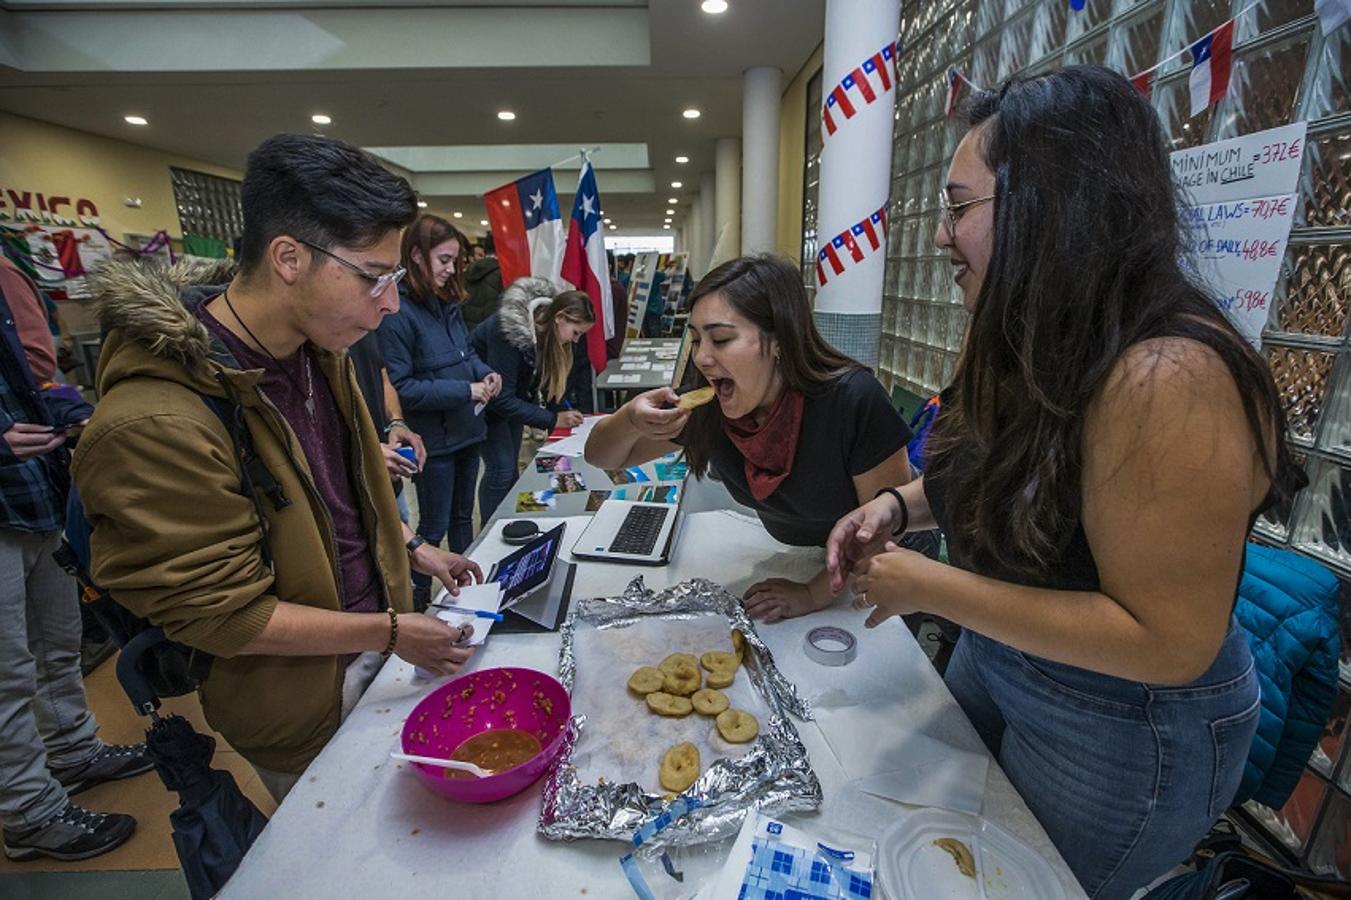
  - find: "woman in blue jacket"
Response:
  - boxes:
[379,215,500,605]
[471,278,593,518]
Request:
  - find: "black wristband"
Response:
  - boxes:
[874,488,909,537]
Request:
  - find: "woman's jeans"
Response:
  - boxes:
[478,417,523,525]
[944,621,1259,900]
[411,444,481,587]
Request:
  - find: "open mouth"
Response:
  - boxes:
[951,259,969,283]
[708,376,735,403]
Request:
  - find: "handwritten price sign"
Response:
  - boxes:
[1172,122,1307,349]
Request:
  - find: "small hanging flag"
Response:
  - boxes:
[1069,0,1086,9]
[1130,69,1156,97]
[1188,18,1235,117]
[944,67,964,119]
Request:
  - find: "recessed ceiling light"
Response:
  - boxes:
[701,0,729,13]
[671,181,683,188]
[417,200,428,208]
[124,115,148,126]
[608,224,617,230]
[497,110,516,121]
[311,114,332,125]
[453,211,463,218]
[675,155,689,164]
[480,220,489,226]
[668,198,679,204]
[604,217,612,224]
[663,224,672,229]
[682,108,701,120]
[665,209,675,215]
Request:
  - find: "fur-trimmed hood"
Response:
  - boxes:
[496,276,556,354]
[89,259,239,392]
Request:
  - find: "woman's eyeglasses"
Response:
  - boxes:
[938,188,995,237]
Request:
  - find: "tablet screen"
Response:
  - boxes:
[490,523,565,603]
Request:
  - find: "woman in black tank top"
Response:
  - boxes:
[823,68,1299,900]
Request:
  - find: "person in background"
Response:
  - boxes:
[472,279,593,518]
[617,253,634,292]
[74,135,483,802]
[462,234,503,331]
[380,215,501,609]
[346,330,425,524]
[0,254,151,863]
[605,250,627,360]
[826,67,1289,898]
[586,255,913,622]
[640,262,667,337]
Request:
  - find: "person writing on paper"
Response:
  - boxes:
[379,214,501,609]
[585,255,913,621]
[824,68,1297,899]
[471,278,595,518]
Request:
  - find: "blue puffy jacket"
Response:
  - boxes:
[1232,542,1341,809]
[378,284,494,456]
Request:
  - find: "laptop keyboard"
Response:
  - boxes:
[608,505,669,556]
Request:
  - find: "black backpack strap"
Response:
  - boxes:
[200,382,290,571]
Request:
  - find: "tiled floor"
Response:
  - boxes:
[0,652,277,898]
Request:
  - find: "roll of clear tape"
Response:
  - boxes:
[804,625,858,666]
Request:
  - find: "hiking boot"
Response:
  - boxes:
[2,802,136,862]
[52,743,154,796]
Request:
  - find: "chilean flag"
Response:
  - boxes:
[1189,19,1235,117]
[483,168,565,288]
[560,158,613,373]
[945,67,964,119]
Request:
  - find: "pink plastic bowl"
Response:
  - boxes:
[400,666,571,804]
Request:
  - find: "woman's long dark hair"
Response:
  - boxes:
[680,254,860,477]
[928,66,1298,578]
[400,214,467,304]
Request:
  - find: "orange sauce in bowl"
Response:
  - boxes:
[443,728,541,779]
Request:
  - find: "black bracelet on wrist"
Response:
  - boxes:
[874,487,909,538]
[381,608,399,659]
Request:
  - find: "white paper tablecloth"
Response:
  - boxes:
[220,510,1086,899]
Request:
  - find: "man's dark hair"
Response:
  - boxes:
[480,234,496,255]
[237,133,417,275]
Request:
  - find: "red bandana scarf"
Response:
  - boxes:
[720,388,805,502]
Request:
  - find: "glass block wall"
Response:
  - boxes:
[169,166,244,246]
[800,71,824,303]
[888,0,1351,874]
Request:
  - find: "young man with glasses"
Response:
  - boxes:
[72,134,482,801]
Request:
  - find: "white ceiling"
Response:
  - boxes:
[0,1,825,234]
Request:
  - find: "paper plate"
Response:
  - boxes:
[877,808,1069,899]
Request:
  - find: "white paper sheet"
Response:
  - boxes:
[539,414,605,457]
[817,702,989,815]
[427,581,505,647]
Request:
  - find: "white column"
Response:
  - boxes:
[685,202,702,280]
[698,172,716,277]
[713,136,741,265]
[741,65,782,256]
[814,0,899,368]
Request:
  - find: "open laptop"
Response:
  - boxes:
[486,523,574,631]
[572,492,685,566]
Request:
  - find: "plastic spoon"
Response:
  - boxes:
[390,752,494,778]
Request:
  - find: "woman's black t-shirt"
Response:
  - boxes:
[691,368,911,547]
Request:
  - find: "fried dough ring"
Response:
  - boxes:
[627,666,665,696]
[646,691,694,717]
[691,688,729,716]
[659,742,701,792]
[661,661,702,696]
[715,708,759,743]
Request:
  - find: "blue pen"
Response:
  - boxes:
[430,603,504,622]
[561,398,574,410]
